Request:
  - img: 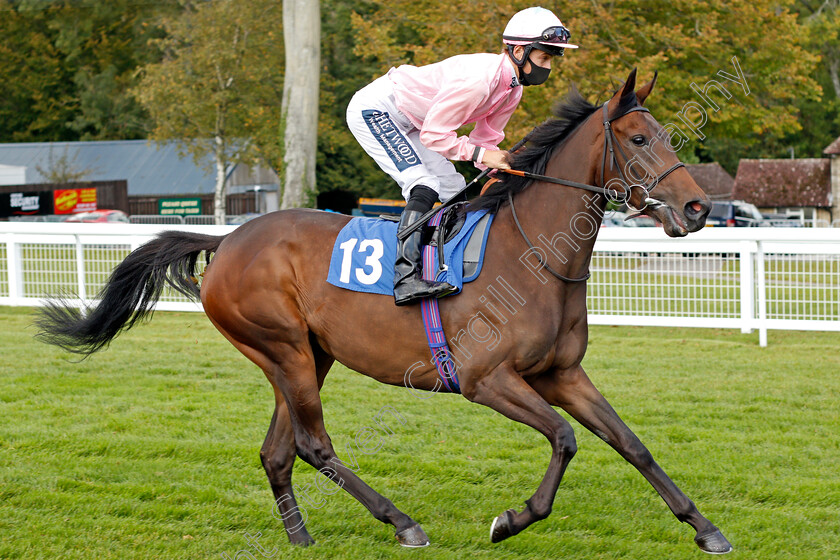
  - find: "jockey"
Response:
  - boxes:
[346,7,577,306]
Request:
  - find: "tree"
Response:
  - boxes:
[778,1,840,158]
[350,0,821,174]
[799,0,840,98]
[132,0,284,224]
[2,0,832,203]
[0,0,77,141]
[40,0,179,140]
[316,0,394,201]
[280,0,320,209]
[0,0,177,142]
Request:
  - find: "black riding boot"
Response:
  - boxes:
[394,186,456,306]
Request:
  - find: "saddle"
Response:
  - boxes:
[381,202,492,283]
[327,206,493,297]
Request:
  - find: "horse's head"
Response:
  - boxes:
[602,69,710,236]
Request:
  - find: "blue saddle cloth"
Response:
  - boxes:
[327,209,493,296]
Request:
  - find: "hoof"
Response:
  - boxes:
[396,523,430,548]
[695,529,733,555]
[288,531,315,547]
[490,509,516,543]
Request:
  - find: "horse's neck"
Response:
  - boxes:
[511,135,606,278]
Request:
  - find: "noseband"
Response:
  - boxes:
[504,101,685,283]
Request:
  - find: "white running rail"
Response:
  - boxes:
[1,223,838,346]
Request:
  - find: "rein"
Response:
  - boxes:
[502,101,685,284]
[507,189,590,283]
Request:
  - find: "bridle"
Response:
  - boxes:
[599,102,685,211]
[503,100,685,283]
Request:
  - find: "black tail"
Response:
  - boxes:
[35,231,226,357]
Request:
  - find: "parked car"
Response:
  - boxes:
[63,209,129,223]
[761,213,804,227]
[706,200,764,227]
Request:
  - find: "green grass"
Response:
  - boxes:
[1,306,839,559]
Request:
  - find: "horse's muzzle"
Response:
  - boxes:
[645,198,708,237]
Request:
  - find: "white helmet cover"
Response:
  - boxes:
[503,6,578,51]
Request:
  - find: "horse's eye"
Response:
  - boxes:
[631,135,646,146]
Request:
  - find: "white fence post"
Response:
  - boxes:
[739,240,755,333]
[74,234,87,303]
[7,235,22,305]
[755,240,768,347]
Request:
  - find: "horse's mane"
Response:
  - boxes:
[468,85,639,213]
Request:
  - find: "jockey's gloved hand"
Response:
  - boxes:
[482,149,511,170]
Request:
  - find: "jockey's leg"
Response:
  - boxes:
[345,78,462,305]
[393,185,455,306]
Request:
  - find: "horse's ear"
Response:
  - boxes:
[607,68,638,113]
[621,68,637,98]
[636,72,658,106]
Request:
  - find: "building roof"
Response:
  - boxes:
[824,135,840,155]
[733,158,831,207]
[0,140,277,196]
[685,163,734,200]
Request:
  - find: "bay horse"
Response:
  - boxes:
[36,69,732,554]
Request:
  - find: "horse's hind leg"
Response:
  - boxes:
[261,399,313,545]
[461,363,579,542]
[260,344,333,546]
[208,286,424,545]
[532,365,732,555]
[267,343,429,547]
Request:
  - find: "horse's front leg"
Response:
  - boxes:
[461,362,577,542]
[531,365,733,555]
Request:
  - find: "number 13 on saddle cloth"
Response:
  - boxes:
[327,206,494,297]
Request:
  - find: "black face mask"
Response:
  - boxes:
[520,59,551,86]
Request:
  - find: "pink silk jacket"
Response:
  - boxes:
[387,52,523,166]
